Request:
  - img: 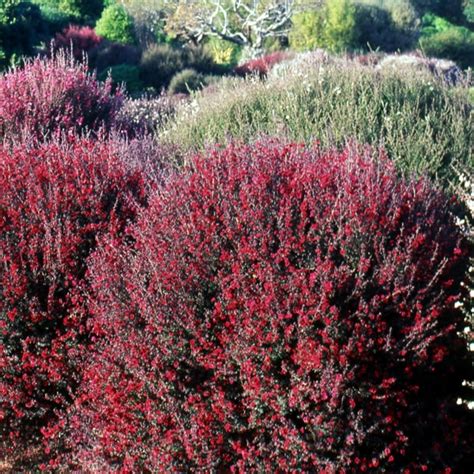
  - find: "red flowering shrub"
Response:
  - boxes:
[0,52,123,143]
[64,141,472,471]
[0,138,147,457]
[234,51,292,78]
[53,25,103,61]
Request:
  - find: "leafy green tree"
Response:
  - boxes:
[420,13,474,68]
[354,0,419,51]
[289,10,324,51]
[95,4,136,44]
[0,0,44,69]
[59,0,105,21]
[323,0,358,51]
[464,0,474,24]
[411,0,466,24]
[32,0,105,23]
[116,0,169,46]
[289,0,358,53]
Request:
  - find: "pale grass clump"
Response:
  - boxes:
[162,54,472,189]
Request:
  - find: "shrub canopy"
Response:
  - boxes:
[0,52,123,142]
[0,137,147,454]
[61,140,472,471]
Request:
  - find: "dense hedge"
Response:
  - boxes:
[0,138,147,455]
[52,25,102,61]
[61,140,472,471]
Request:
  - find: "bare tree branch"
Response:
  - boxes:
[166,0,296,55]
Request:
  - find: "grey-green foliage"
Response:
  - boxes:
[161,60,473,188]
[168,68,210,95]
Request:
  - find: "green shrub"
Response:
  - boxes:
[421,13,455,36]
[465,0,474,24]
[95,4,136,45]
[139,43,222,93]
[409,0,466,23]
[420,28,474,69]
[168,68,209,95]
[289,11,323,51]
[139,43,184,92]
[205,37,241,66]
[161,61,473,189]
[99,64,144,94]
[419,14,474,69]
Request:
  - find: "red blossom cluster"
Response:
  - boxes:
[0,138,147,455]
[0,52,122,143]
[53,25,103,61]
[58,141,472,471]
[234,51,291,78]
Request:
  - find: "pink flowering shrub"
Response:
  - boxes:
[234,51,292,78]
[0,52,122,143]
[53,25,103,61]
[0,138,147,457]
[63,140,472,471]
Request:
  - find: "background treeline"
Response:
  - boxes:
[0,0,473,96]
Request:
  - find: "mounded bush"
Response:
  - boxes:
[139,43,185,92]
[115,93,187,137]
[140,44,222,93]
[88,40,141,73]
[419,13,474,69]
[0,52,123,143]
[63,140,472,471]
[234,51,292,78]
[420,27,474,70]
[94,4,136,45]
[168,68,209,95]
[52,25,103,61]
[162,59,472,188]
[377,54,463,86]
[0,137,147,459]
